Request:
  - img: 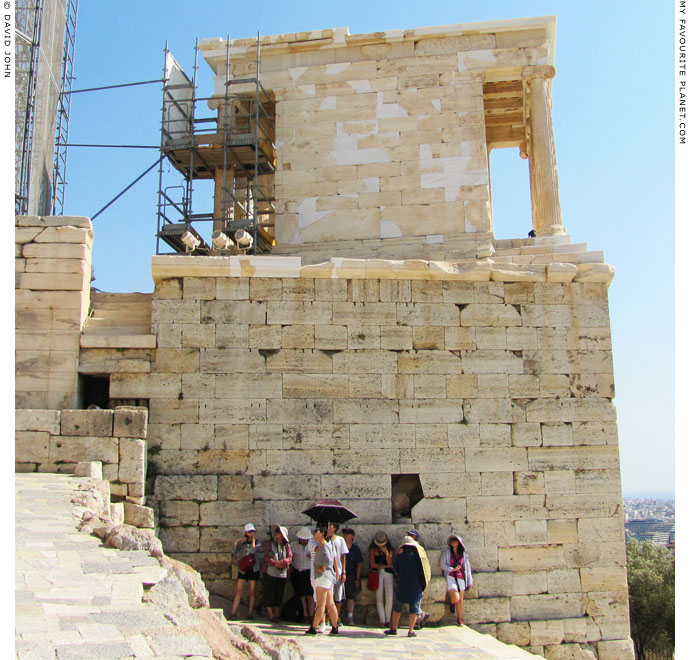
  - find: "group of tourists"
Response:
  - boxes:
[229,522,473,636]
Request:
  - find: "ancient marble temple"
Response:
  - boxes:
[15,16,634,659]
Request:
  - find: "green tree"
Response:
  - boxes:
[626,539,674,659]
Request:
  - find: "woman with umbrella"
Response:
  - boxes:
[305,525,340,635]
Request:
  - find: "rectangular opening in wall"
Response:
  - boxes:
[488,147,532,240]
[78,374,110,409]
[391,474,424,523]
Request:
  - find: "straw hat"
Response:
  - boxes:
[374,531,388,546]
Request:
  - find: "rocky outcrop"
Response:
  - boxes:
[72,465,304,660]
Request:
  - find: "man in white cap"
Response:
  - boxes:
[290,526,315,622]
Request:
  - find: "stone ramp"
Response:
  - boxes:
[80,291,156,349]
[15,472,213,660]
[15,472,541,660]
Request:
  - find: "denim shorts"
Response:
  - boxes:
[393,593,423,615]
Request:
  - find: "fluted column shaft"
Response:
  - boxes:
[523,66,565,237]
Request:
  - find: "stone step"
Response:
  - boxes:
[80,333,156,349]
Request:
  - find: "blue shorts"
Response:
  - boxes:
[393,593,422,615]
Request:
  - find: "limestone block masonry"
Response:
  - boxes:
[130,254,630,658]
[15,215,93,409]
[15,407,150,516]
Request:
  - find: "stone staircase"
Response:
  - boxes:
[80,291,156,349]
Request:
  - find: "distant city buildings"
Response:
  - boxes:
[623,499,675,549]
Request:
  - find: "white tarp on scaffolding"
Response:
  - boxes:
[162,52,194,148]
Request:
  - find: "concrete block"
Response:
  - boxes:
[461,350,523,374]
[514,471,545,495]
[496,621,531,646]
[149,398,199,424]
[61,409,113,436]
[349,373,383,398]
[314,324,348,349]
[548,520,579,544]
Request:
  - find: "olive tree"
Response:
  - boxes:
[626,539,674,659]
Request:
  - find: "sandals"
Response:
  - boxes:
[456,618,464,626]
[408,631,417,637]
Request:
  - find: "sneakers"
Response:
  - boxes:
[408,631,417,637]
[305,626,317,635]
[329,627,339,635]
[384,628,397,635]
[415,612,429,629]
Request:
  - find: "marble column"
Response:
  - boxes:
[523,65,566,237]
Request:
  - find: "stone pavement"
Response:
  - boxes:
[254,620,539,660]
[15,471,539,660]
[15,472,213,660]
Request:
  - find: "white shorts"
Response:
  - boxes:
[446,575,466,592]
[314,574,335,590]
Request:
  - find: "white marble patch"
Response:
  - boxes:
[363,178,380,193]
[289,66,308,81]
[380,220,402,239]
[326,62,350,75]
[348,79,374,94]
[296,197,333,230]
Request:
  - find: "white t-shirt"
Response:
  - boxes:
[328,535,348,574]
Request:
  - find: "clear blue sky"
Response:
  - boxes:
[60,1,675,497]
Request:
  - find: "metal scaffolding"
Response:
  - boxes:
[15,0,79,216]
[156,36,275,256]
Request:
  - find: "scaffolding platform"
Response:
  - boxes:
[156,37,275,257]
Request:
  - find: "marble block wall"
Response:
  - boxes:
[15,216,93,409]
[128,258,630,658]
[200,19,554,248]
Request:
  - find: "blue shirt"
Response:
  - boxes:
[394,547,423,603]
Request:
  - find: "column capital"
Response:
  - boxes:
[521,65,556,82]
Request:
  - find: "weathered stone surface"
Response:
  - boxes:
[123,502,155,528]
[60,409,114,436]
[113,407,148,438]
[154,475,218,501]
[15,409,60,434]
[15,431,51,462]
